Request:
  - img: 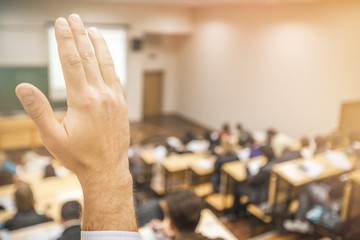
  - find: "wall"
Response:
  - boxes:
[177,0,360,138]
[0,0,193,120]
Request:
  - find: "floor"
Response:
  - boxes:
[129,115,315,240]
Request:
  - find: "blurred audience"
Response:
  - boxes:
[43,164,57,178]
[57,200,82,240]
[236,123,254,147]
[3,182,53,231]
[151,190,222,240]
[211,141,239,192]
[0,169,14,187]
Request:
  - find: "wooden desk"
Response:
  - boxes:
[205,156,266,212]
[139,208,237,240]
[197,209,237,240]
[272,153,353,188]
[222,156,267,183]
[150,153,208,195]
[140,149,157,184]
[0,112,65,150]
[269,151,354,221]
[188,157,215,198]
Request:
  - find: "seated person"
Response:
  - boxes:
[204,130,220,154]
[183,130,197,145]
[43,164,57,178]
[232,145,276,216]
[57,200,82,240]
[136,198,164,228]
[211,142,239,192]
[314,135,329,155]
[0,151,17,175]
[235,123,254,147]
[3,182,53,231]
[0,169,14,186]
[284,177,345,234]
[152,190,222,240]
[231,137,306,217]
[219,123,232,142]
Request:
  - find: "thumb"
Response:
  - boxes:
[15,83,63,147]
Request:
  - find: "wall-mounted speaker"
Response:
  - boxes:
[131,38,143,52]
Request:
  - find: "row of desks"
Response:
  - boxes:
[140,147,358,222]
[0,112,65,150]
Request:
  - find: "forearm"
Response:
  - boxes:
[79,161,137,231]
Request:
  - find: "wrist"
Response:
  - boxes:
[76,157,137,231]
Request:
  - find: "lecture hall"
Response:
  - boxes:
[1,0,360,239]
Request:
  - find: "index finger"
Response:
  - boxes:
[54,17,87,96]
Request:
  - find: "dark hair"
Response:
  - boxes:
[166,190,203,232]
[0,169,14,186]
[260,145,275,161]
[222,123,230,132]
[300,137,310,148]
[15,183,34,212]
[236,123,243,131]
[61,201,82,221]
[43,164,56,178]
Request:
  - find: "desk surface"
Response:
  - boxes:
[0,112,65,149]
[222,156,267,182]
[0,173,82,223]
[272,151,354,187]
[162,153,208,173]
[350,169,360,185]
[190,156,215,176]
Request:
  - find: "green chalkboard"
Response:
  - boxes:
[0,67,66,115]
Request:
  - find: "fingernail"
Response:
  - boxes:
[56,18,68,27]
[70,14,81,23]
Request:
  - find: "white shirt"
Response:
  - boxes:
[82,231,141,240]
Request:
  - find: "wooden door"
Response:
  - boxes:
[143,71,163,118]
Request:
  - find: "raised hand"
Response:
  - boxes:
[16,14,136,231]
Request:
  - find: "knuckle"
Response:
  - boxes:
[102,57,114,67]
[99,92,114,107]
[64,53,82,68]
[60,30,73,41]
[81,95,94,109]
[80,51,96,63]
[29,106,46,121]
[77,30,88,38]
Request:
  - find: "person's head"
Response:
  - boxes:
[314,135,327,150]
[165,190,203,233]
[61,200,82,222]
[15,182,34,212]
[0,150,6,163]
[266,128,277,139]
[222,123,230,133]
[300,137,310,148]
[236,123,243,132]
[260,145,275,162]
[43,164,56,178]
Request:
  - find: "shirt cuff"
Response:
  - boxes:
[81,231,141,240]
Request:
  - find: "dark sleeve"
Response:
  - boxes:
[246,162,273,186]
